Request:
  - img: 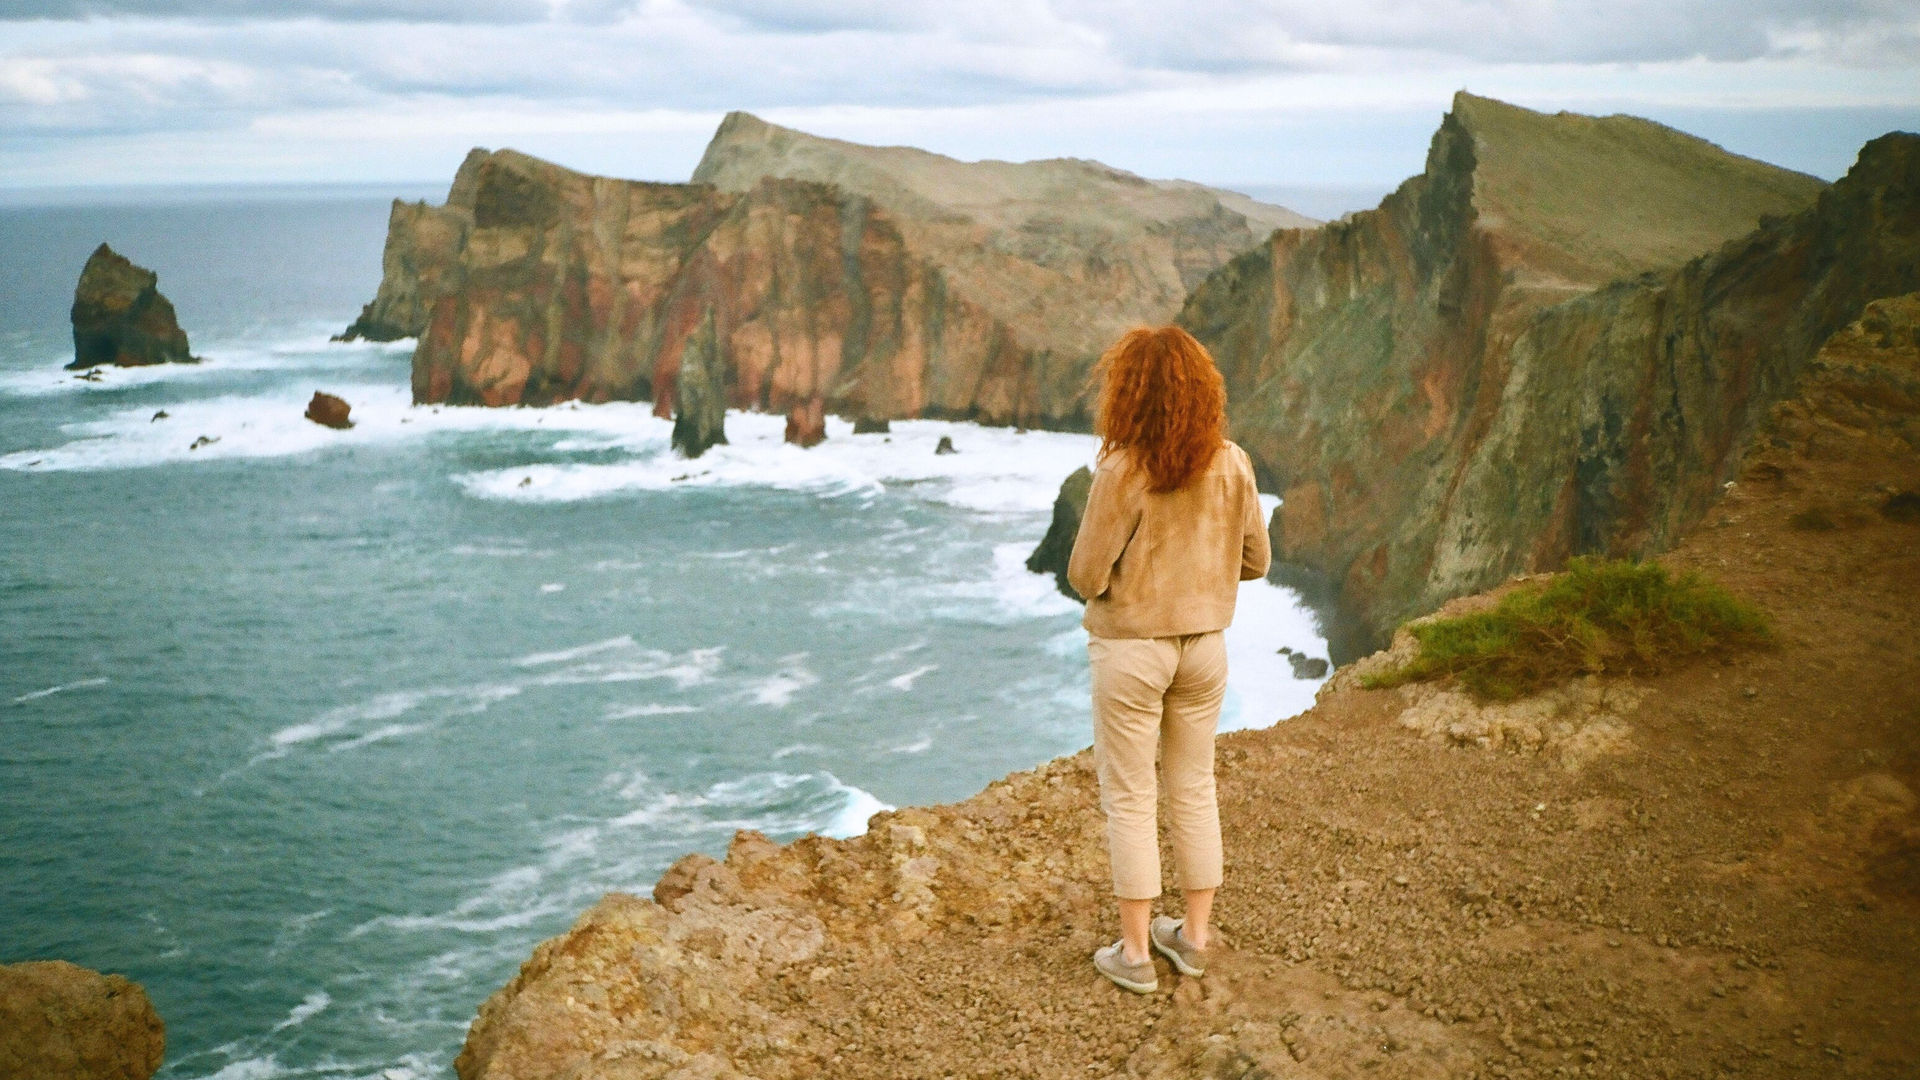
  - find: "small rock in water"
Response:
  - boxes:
[934,435,957,455]
[189,435,218,451]
[150,410,168,422]
[1285,651,1330,679]
[304,391,354,429]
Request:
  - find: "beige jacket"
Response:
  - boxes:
[1067,440,1271,639]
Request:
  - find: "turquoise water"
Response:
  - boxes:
[0,188,1329,1079]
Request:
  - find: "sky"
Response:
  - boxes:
[3,1,1917,209]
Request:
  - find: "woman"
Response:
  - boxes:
[1066,325,1269,993]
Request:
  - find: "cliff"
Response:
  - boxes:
[692,111,1315,367]
[345,118,1310,429]
[1180,93,1909,650]
[68,243,196,369]
[451,297,1920,1079]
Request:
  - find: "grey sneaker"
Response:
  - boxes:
[1093,941,1157,993]
[1150,916,1206,977]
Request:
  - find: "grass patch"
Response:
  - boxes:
[1362,557,1772,701]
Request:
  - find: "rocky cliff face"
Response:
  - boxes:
[0,960,165,1080]
[348,119,1308,431]
[692,111,1315,370]
[671,309,728,458]
[69,244,195,369]
[1181,93,1881,650]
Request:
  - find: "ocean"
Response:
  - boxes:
[0,185,1330,1079]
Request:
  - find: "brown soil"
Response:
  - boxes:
[456,301,1920,1080]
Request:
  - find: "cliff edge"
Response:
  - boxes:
[451,297,1920,1079]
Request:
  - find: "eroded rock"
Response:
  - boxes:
[0,960,165,1080]
[783,398,826,448]
[671,309,728,459]
[68,244,195,369]
[1183,94,1912,650]
[304,391,353,429]
[351,117,1310,425]
[1025,464,1092,600]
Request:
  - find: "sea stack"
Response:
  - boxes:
[1025,465,1092,600]
[671,310,728,459]
[69,243,196,369]
[784,398,826,448]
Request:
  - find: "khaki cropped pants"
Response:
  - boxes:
[1088,630,1227,900]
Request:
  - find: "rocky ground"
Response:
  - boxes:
[454,299,1920,1080]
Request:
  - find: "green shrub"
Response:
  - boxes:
[1361,557,1772,701]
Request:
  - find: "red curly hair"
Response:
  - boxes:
[1094,325,1226,493]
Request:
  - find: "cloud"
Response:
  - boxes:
[0,1,1915,189]
[3,0,556,22]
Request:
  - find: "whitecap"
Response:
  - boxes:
[821,775,892,839]
[0,383,668,473]
[515,635,637,667]
[9,676,109,704]
[200,1056,286,1080]
[884,735,933,755]
[602,703,699,720]
[269,990,330,1033]
[886,664,938,691]
[1218,576,1329,732]
[748,654,817,708]
[326,723,431,753]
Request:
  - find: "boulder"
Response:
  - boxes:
[934,435,957,455]
[68,244,196,369]
[0,960,165,1080]
[671,309,729,458]
[1025,465,1093,600]
[784,398,826,448]
[304,391,354,429]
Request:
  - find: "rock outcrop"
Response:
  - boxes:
[304,391,353,429]
[0,960,165,1080]
[68,244,195,369]
[346,117,1309,428]
[783,398,826,449]
[335,200,469,342]
[671,309,728,458]
[1180,93,1910,650]
[691,111,1316,373]
[1025,464,1093,599]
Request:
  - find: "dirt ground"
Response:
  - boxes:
[456,300,1920,1080]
